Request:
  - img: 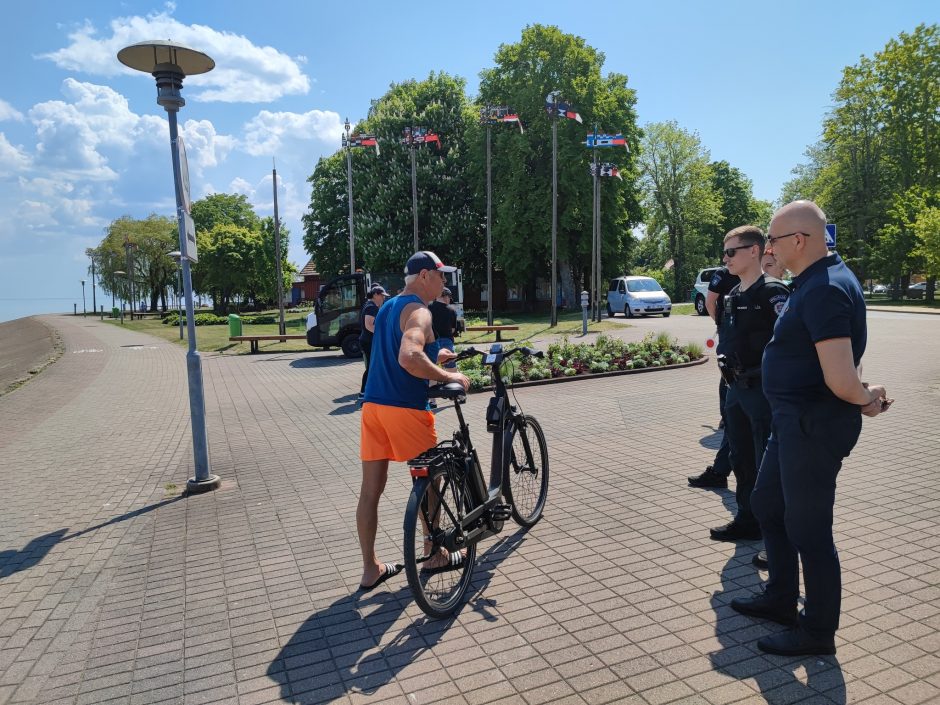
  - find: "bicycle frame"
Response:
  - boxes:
[412,344,540,549]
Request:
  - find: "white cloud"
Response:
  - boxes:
[0,133,31,172]
[241,109,343,157]
[229,177,255,198]
[181,118,235,171]
[41,11,310,103]
[28,78,169,180]
[0,100,24,122]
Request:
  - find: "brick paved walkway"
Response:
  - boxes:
[0,312,937,705]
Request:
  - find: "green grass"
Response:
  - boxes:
[462,309,623,344]
[864,295,940,310]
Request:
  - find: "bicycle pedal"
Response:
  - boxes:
[490,504,512,521]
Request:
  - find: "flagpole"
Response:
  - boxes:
[273,160,286,335]
[595,164,602,322]
[410,125,419,251]
[591,124,598,323]
[486,117,494,326]
[550,94,558,328]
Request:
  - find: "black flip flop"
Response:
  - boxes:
[420,550,465,575]
[358,562,403,592]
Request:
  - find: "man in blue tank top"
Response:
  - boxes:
[356,251,470,592]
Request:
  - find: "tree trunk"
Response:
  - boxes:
[559,261,576,312]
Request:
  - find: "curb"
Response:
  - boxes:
[866,305,940,316]
[470,354,709,393]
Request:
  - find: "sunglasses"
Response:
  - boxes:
[722,244,755,258]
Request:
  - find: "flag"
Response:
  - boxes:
[480,106,525,133]
[402,127,441,148]
[345,133,380,155]
[589,163,623,180]
[584,133,629,151]
[545,91,582,123]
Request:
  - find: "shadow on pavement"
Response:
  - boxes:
[0,495,184,580]
[699,426,724,451]
[708,543,845,704]
[288,356,359,369]
[268,527,529,703]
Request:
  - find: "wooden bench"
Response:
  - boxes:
[464,325,520,342]
[229,334,306,354]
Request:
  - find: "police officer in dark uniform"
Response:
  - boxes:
[731,201,890,657]
[710,225,790,542]
[688,265,739,488]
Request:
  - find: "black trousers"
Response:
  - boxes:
[723,380,772,526]
[713,378,732,477]
[359,340,371,394]
[751,404,861,637]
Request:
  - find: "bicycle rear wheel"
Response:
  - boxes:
[403,468,477,619]
[503,415,549,527]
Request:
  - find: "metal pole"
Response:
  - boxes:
[272,164,286,335]
[125,242,133,320]
[177,263,183,340]
[596,169,602,322]
[550,98,558,327]
[411,129,419,251]
[591,125,598,323]
[91,260,97,313]
[345,134,356,275]
[81,281,86,317]
[162,78,217,492]
[486,122,493,326]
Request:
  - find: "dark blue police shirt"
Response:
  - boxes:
[762,252,867,409]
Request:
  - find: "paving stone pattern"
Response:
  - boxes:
[0,312,937,705]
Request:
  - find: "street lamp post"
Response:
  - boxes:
[81,280,86,317]
[118,40,219,493]
[168,250,184,340]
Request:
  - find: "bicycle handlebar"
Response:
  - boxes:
[454,345,544,363]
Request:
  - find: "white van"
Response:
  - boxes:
[606,276,672,318]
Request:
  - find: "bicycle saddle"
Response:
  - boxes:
[428,382,467,402]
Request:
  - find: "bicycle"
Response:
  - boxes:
[403,343,550,619]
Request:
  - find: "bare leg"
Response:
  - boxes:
[358,459,389,586]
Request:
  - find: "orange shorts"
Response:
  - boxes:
[360,402,437,462]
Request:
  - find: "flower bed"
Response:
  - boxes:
[457,333,705,392]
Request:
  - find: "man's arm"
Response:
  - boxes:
[815,338,886,413]
[363,314,376,334]
[705,291,720,322]
[398,304,469,389]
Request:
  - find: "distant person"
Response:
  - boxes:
[429,287,458,369]
[357,285,388,402]
[357,252,469,592]
[762,252,786,280]
[732,200,890,657]
[688,265,739,489]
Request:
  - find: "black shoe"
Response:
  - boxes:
[710,521,762,542]
[688,467,728,488]
[730,594,799,626]
[752,550,768,570]
[757,627,836,656]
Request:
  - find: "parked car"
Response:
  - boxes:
[907,282,927,299]
[691,267,721,316]
[607,276,672,318]
[872,284,888,294]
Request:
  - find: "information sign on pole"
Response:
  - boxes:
[182,211,198,262]
[825,223,837,249]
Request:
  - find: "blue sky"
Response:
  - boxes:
[1,0,936,321]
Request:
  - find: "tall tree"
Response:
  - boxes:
[707,161,771,257]
[95,215,178,311]
[303,73,483,281]
[478,24,643,307]
[638,121,721,299]
[191,193,260,235]
[197,224,263,313]
[255,216,296,305]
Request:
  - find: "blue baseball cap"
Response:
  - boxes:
[405,251,456,275]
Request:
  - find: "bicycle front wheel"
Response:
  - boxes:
[504,415,549,527]
[403,470,477,619]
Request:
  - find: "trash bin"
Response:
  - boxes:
[228,314,242,337]
[111,307,120,319]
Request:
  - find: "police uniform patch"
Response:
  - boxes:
[769,294,789,317]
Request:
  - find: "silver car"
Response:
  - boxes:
[607,276,672,318]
